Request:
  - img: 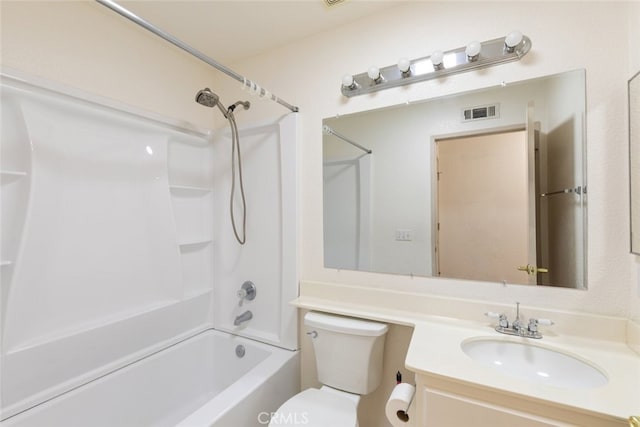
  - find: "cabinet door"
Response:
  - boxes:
[423,388,570,427]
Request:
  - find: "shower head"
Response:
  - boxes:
[196,87,221,107]
[195,88,251,118]
[195,88,228,117]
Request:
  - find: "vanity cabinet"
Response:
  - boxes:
[415,375,627,427]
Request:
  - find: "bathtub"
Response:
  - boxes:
[1,330,300,427]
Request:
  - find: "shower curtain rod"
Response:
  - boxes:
[95,0,299,113]
[323,125,372,154]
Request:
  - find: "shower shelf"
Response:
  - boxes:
[169,185,212,195]
[178,237,212,247]
[184,288,212,301]
[1,260,13,267]
[1,169,27,184]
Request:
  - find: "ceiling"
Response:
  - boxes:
[118,1,400,65]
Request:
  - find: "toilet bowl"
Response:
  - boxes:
[269,311,388,427]
[269,386,359,427]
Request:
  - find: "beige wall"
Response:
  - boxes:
[2,2,639,424]
[0,1,216,129]
[3,2,635,318]
[227,1,638,321]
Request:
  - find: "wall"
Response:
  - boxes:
[0,1,216,129]
[229,1,637,322]
[629,0,640,320]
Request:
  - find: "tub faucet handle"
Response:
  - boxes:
[237,281,256,301]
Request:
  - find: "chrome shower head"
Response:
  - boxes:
[195,88,228,118]
[195,88,220,107]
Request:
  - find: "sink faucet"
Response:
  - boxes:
[511,302,523,334]
[234,310,253,326]
[484,302,553,339]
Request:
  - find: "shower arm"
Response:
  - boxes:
[95,0,299,113]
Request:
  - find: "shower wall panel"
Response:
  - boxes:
[212,115,298,351]
[0,72,214,419]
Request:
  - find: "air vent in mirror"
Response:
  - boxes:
[462,103,500,122]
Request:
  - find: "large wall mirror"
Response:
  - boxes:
[323,69,587,289]
[630,71,640,254]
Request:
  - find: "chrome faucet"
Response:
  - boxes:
[484,302,553,339]
[511,302,523,334]
[234,310,253,326]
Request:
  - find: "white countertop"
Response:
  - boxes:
[293,294,640,421]
[406,316,640,421]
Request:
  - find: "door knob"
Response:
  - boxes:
[517,265,549,275]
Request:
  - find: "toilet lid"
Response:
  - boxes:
[270,388,357,427]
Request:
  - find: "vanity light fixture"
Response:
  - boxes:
[341,31,532,97]
[367,66,383,83]
[342,74,358,90]
[465,41,482,61]
[397,57,411,75]
[504,30,524,53]
[430,50,444,69]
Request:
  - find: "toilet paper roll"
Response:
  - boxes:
[385,383,415,427]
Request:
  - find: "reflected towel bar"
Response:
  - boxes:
[540,186,583,197]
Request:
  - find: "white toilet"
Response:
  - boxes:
[270,311,388,427]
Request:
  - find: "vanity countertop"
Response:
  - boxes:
[293,292,640,422]
[406,316,640,422]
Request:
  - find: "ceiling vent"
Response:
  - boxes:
[462,103,500,122]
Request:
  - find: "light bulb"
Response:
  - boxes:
[505,30,523,52]
[430,50,444,68]
[465,41,481,61]
[367,66,381,81]
[397,57,411,74]
[342,74,355,88]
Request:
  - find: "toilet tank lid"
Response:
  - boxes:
[304,311,388,337]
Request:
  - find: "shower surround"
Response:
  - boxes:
[0,70,299,425]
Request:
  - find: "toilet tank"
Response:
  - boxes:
[304,311,388,395]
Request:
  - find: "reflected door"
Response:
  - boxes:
[436,128,533,284]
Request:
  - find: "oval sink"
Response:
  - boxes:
[461,338,608,389]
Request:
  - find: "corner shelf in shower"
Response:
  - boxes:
[183,288,212,301]
[178,237,212,248]
[1,260,13,267]
[169,185,212,196]
[1,169,27,184]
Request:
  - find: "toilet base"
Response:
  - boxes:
[268,387,360,427]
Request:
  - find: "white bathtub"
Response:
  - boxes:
[1,330,300,427]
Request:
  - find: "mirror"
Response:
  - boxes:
[630,71,640,254]
[323,70,587,289]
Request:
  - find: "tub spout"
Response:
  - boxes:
[234,310,253,326]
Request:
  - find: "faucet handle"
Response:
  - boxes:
[485,312,509,328]
[528,318,554,333]
[237,281,257,301]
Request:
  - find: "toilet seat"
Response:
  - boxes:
[269,388,358,427]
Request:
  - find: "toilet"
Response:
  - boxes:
[270,311,388,427]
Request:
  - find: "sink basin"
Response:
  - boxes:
[461,338,608,389]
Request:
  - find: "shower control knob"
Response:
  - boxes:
[237,281,257,301]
